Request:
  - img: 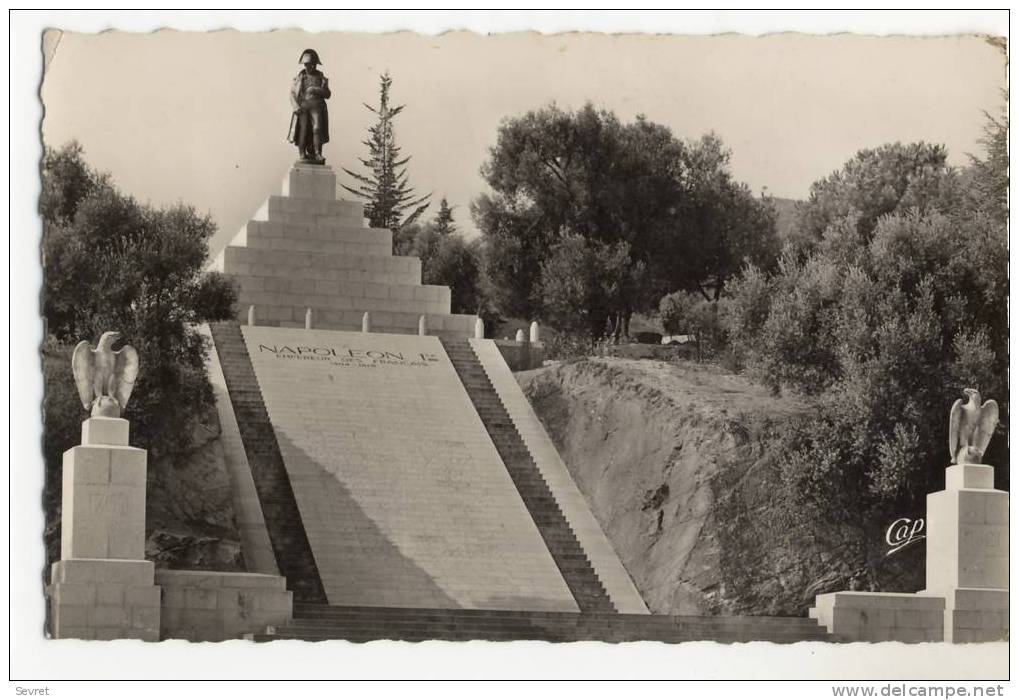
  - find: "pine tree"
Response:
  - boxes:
[342,72,430,231]
[434,198,456,236]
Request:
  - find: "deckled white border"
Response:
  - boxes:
[9,9,1010,691]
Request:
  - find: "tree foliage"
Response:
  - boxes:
[538,236,645,337]
[342,72,430,231]
[721,110,1008,591]
[393,200,486,315]
[965,94,1008,223]
[789,142,959,255]
[41,141,237,501]
[474,103,778,337]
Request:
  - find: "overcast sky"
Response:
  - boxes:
[41,30,1005,254]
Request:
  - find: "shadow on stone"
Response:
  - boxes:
[274,431,461,609]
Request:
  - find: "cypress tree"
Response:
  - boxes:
[342,72,430,231]
[434,198,456,236]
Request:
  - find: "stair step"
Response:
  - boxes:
[441,337,617,614]
[209,322,327,605]
[253,604,830,643]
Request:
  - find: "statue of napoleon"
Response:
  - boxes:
[288,49,331,164]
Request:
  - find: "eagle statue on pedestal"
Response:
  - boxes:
[948,388,999,465]
[71,331,140,418]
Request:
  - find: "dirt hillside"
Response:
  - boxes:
[519,357,815,615]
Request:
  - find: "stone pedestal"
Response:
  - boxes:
[49,418,160,640]
[810,592,944,642]
[923,464,1008,642]
[810,462,1008,644]
[282,163,336,200]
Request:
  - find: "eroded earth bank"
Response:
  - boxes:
[519,357,920,616]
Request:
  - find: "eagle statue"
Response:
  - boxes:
[948,388,999,465]
[71,331,140,418]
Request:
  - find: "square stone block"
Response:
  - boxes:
[53,604,90,628]
[109,447,147,486]
[125,585,161,608]
[51,583,96,607]
[62,452,146,559]
[948,587,1009,611]
[91,605,131,627]
[95,583,125,606]
[81,417,130,447]
[945,463,994,490]
[926,488,1009,591]
[63,446,111,485]
[811,591,946,642]
[282,165,337,201]
[52,558,154,585]
[49,560,159,641]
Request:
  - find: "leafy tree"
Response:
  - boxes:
[658,290,725,359]
[475,103,778,335]
[658,290,699,336]
[392,202,486,315]
[39,140,110,227]
[721,111,1008,595]
[427,235,485,315]
[342,72,430,232]
[471,193,545,321]
[41,142,237,536]
[538,236,647,338]
[790,142,959,255]
[662,134,779,301]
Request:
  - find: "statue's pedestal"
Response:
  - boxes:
[922,464,1008,643]
[282,162,335,200]
[49,418,160,640]
[811,463,1008,643]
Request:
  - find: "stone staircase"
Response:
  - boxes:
[251,604,831,643]
[208,321,327,604]
[441,338,615,613]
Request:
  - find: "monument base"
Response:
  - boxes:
[810,592,944,642]
[811,463,1009,643]
[156,570,291,642]
[49,559,160,641]
[919,587,1009,643]
[924,463,1009,643]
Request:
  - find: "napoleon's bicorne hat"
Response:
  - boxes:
[299,49,322,66]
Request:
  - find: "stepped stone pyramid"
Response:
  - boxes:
[195,163,831,643]
[211,163,479,338]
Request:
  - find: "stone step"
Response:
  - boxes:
[220,245,422,285]
[235,289,450,318]
[260,194,365,223]
[229,274,451,309]
[281,616,826,634]
[245,219,391,248]
[255,605,831,643]
[233,306,477,336]
[208,321,327,605]
[247,235,390,257]
[290,604,829,629]
[441,337,617,614]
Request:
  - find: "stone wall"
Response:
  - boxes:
[493,339,545,372]
[49,559,161,641]
[156,570,291,642]
[810,592,945,642]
